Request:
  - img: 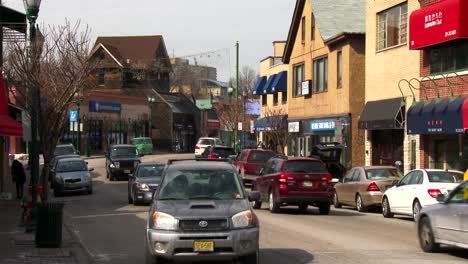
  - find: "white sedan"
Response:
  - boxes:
[382,169,462,220]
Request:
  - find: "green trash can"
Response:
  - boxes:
[35,202,64,248]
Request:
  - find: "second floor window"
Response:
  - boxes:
[301,16,306,43]
[430,42,468,74]
[273,93,279,105]
[314,57,328,93]
[337,50,342,88]
[98,71,105,86]
[293,64,304,96]
[262,94,267,106]
[377,2,408,50]
[282,91,287,104]
[311,13,315,40]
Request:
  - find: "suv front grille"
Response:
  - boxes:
[179,219,229,232]
[119,161,134,168]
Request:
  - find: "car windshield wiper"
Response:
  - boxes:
[158,197,185,201]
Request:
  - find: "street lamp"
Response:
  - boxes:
[147,96,156,138]
[24,0,42,227]
[77,96,84,154]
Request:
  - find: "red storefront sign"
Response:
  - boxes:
[409,0,468,50]
[206,121,220,129]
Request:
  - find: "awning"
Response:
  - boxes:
[271,71,288,93]
[358,97,405,130]
[410,0,468,50]
[0,73,23,137]
[407,97,468,135]
[0,5,27,34]
[255,115,288,132]
[252,76,267,96]
[263,74,277,94]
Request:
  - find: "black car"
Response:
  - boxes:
[310,142,346,180]
[200,146,236,159]
[105,144,141,181]
[128,163,165,205]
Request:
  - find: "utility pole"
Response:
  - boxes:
[235,41,239,152]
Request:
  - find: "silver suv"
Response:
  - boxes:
[145,159,260,264]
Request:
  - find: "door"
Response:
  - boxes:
[403,170,424,213]
[257,159,275,201]
[349,168,364,200]
[340,169,357,204]
[390,172,415,212]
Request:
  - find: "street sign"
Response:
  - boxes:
[70,110,78,122]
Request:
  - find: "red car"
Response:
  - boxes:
[234,149,276,186]
[251,156,334,214]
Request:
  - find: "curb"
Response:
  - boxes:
[64,222,96,264]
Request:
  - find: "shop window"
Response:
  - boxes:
[430,43,468,74]
[377,2,408,50]
[337,50,342,88]
[293,64,305,96]
[301,16,306,44]
[313,57,328,93]
[262,94,267,106]
[273,93,279,105]
[281,91,287,104]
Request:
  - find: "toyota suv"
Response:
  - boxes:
[252,156,334,214]
[145,159,260,264]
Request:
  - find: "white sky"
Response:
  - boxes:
[3,0,295,81]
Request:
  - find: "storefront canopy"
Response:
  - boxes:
[271,71,288,93]
[358,97,405,130]
[407,97,468,135]
[255,115,288,132]
[0,73,23,137]
[252,76,267,96]
[263,74,277,95]
[410,0,468,50]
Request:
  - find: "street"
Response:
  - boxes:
[57,154,468,264]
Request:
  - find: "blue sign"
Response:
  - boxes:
[310,119,336,131]
[70,110,78,122]
[245,102,261,115]
[89,101,122,113]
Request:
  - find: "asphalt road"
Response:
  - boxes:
[55,154,468,264]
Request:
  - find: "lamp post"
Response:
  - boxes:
[77,96,84,154]
[147,96,155,139]
[24,0,42,217]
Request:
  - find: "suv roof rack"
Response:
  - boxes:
[167,158,231,165]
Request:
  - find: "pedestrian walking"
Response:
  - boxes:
[11,160,27,199]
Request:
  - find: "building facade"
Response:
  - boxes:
[283,0,366,167]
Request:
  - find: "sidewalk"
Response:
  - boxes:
[0,200,93,264]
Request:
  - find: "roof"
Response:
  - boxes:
[57,157,84,163]
[167,161,235,170]
[158,93,197,114]
[138,162,165,166]
[111,144,135,148]
[362,166,398,170]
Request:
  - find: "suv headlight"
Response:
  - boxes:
[152,212,178,230]
[110,162,120,169]
[232,210,255,228]
[137,183,150,191]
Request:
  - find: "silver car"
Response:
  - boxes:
[417,181,468,252]
[53,158,94,197]
[145,159,260,264]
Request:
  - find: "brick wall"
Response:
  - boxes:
[419,0,441,8]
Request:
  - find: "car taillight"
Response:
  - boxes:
[279,173,287,183]
[195,146,200,150]
[367,182,380,192]
[427,189,441,198]
[207,154,219,159]
[321,174,333,182]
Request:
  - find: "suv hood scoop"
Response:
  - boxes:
[189,202,216,209]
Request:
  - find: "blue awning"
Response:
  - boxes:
[271,71,287,93]
[254,115,288,131]
[263,74,277,94]
[252,76,267,96]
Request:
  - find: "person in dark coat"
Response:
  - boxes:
[11,160,27,199]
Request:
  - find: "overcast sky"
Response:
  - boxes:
[4,0,295,81]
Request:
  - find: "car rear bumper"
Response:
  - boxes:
[146,227,259,261]
[361,192,384,207]
[110,168,134,179]
[278,194,332,205]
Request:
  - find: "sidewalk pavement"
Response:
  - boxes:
[0,199,93,264]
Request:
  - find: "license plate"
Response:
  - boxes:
[303,181,313,187]
[124,170,131,174]
[193,241,214,252]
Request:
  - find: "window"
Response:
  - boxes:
[398,172,414,186]
[281,91,287,104]
[351,170,362,182]
[409,171,423,185]
[293,64,304,96]
[301,16,306,43]
[98,71,105,86]
[377,2,408,50]
[337,50,342,88]
[311,13,315,40]
[313,57,328,93]
[430,43,468,74]
[447,182,468,204]
[262,94,267,105]
[273,93,278,105]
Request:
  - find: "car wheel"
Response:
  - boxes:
[109,173,115,181]
[242,249,259,264]
[333,191,342,208]
[356,194,367,212]
[413,200,422,222]
[318,203,330,215]
[128,191,133,204]
[145,248,165,264]
[298,203,308,211]
[268,190,280,214]
[87,187,93,195]
[382,196,394,218]
[250,187,262,210]
[418,217,440,253]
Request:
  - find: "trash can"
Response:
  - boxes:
[35,202,64,248]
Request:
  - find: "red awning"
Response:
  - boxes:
[0,73,23,137]
[409,0,468,50]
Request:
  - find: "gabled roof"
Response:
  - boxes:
[283,0,365,63]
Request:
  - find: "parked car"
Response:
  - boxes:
[131,137,153,156]
[252,156,334,214]
[194,137,223,158]
[333,166,402,212]
[234,148,276,186]
[50,154,81,188]
[105,144,141,181]
[128,163,165,205]
[309,143,347,180]
[200,146,236,159]
[416,181,468,252]
[52,157,93,197]
[53,143,79,156]
[382,169,462,220]
[145,159,260,264]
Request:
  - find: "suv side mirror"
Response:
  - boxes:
[248,191,261,202]
[436,193,445,203]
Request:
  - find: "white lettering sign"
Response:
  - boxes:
[302,80,310,96]
[288,122,300,133]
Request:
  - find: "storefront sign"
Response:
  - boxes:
[238,122,243,131]
[288,122,300,133]
[250,120,255,134]
[309,119,336,131]
[196,99,212,110]
[206,121,220,129]
[69,110,78,122]
[302,80,311,96]
[410,0,468,49]
[89,101,122,113]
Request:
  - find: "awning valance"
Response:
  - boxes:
[358,97,405,130]
[0,73,23,137]
[407,97,468,135]
[252,76,267,96]
[263,74,277,95]
[271,71,288,93]
[255,115,288,132]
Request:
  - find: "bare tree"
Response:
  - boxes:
[229,65,259,99]
[261,107,288,154]
[3,21,99,200]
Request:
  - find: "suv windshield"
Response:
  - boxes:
[198,139,215,145]
[427,171,458,183]
[54,146,75,156]
[158,169,244,200]
[57,160,86,172]
[283,160,327,173]
[247,151,275,163]
[365,168,402,180]
[111,147,137,157]
[137,165,165,178]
